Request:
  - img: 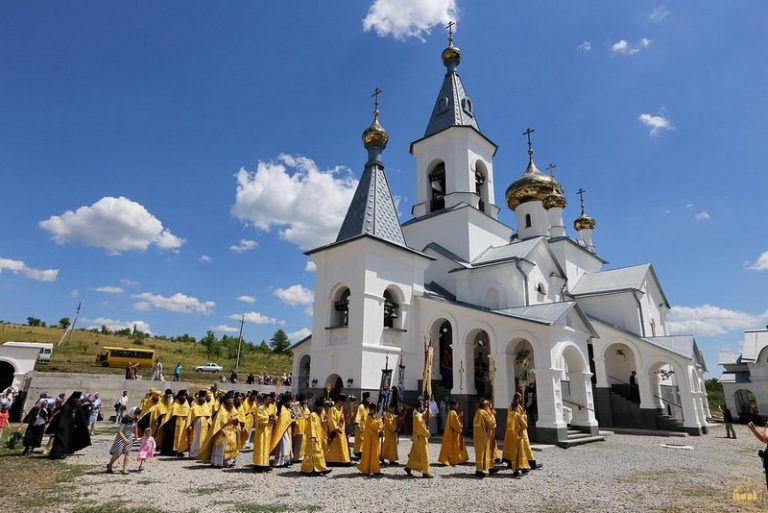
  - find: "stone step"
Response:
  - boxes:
[566,432,594,440]
[556,435,606,448]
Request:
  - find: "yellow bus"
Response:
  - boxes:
[96,346,155,368]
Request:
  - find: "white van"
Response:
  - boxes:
[2,341,54,362]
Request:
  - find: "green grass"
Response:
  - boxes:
[71,500,165,513]
[0,323,292,381]
[184,484,227,496]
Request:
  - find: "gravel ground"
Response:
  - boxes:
[62,423,766,513]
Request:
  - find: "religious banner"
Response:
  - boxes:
[376,368,393,413]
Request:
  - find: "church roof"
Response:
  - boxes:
[570,263,670,308]
[494,302,598,336]
[642,335,706,370]
[471,237,542,266]
[335,163,407,247]
[423,66,479,138]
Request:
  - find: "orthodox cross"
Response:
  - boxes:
[371,87,382,114]
[446,21,455,45]
[577,188,587,212]
[459,360,465,393]
[523,127,536,155]
[546,163,557,191]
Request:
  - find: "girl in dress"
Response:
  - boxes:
[137,427,157,471]
[107,407,137,475]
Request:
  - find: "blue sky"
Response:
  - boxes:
[1,1,766,376]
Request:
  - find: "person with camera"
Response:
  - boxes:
[747,420,768,490]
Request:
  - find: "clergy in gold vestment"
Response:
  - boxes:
[270,393,296,467]
[187,390,212,458]
[502,393,529,476]
[473,399,498,477]
[517,404,542,470]
[438,400,468,465]
[241,392,258,444]
[325,397,351,464]
[381,404,399,464]
[292,396,310,463]
[252,399,275,471]
[137,391,163,436]
[357,403,384,475]
[157,390,191,456]
[301,401,331,475]
[198,393,241,467]
[404,401,432,478]
[353,392,370,458]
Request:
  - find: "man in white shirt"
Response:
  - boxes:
[115,390,129,423]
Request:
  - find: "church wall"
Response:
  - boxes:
[422,249,459,297]
[547,239,603,285]
[576,294,643,336]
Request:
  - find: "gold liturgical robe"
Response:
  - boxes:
[197,406,239,462]
[518,405,534,462]
[325,405,350,463]
[438,410,468,465]
[157,400,191,453]
[473,408,496,472]
[406,411,430,474]
[381,411,399,462]
[357,415,383,475]
[353,403,368,455]
[252,405,272,468]
[502,406,528,470]
[270,406,294,452]
[300,411,328,473]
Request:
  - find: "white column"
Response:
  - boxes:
[679,388,702,432]
[592,356,608,388]
[494,355,511,408]
[568,370,598,427]
[532,368,565,430]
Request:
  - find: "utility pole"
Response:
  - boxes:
[235,314,245,371]
[57,302,81,347]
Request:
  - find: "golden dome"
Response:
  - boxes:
[543,191,566,209]
[505,158,564,210]
[362,111,388,149]
[573,212,596,231]
[441,45,461,66]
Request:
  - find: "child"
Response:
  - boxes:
[108,407,137,475]
[0,406,9,442]
[137,427,157,471]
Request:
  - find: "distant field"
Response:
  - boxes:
[0,323,292,380]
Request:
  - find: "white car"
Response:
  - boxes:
[194,363,224,373]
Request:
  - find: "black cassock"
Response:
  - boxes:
[48,403,91,459]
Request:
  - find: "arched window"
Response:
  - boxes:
[429,163,446,212]
[383,290,399,328]
[525,213,532,228]
[475,168,486,212]
[332,287,350,327]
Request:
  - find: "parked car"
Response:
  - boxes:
[194,363,224,373]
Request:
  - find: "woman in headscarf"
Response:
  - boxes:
[48,392,91,459]
[107,407,138,474]
[22,398,49,455]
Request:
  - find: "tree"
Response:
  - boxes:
[26,317,42,327]
[256,340,270,353]
[270,329,291,355]
[200,330,221,358]
[58,317,71,329]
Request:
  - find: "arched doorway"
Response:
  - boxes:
[507,339,536,423]
[604,342,638,403]
[647,362,683,419]
[430,320,453,390]
[560,345,594,428]
[734,388,757,423]
[0,361,15,391]
[298,355,311,393]
[472,330,491,399]
[324,374,343,400]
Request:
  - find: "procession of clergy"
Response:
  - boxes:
[139,386,542,479]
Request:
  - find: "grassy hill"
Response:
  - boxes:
[0,323,292,380]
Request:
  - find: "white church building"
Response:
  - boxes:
[291,37,709,444]
[719,327,768,422]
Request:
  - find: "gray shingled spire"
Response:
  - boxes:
[424,42,479,138]
[335,101,407,247]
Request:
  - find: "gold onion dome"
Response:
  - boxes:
[441,45,461,66]
[505,158,564,210]
[574,211,596,231]
[543,190,567,209]
[362,110,388,149]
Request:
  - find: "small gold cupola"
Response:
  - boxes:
[505,128,564,210]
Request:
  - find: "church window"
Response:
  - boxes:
[525,214,532,228]
[437,97,449,113]
[461,97,473,116]
[332,288,350,327]
[429,163,446,212]
[536,282,547,295]
[475,168,486,212]
[383,290,399,328]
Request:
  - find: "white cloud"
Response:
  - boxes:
[237,295,257,303]
[232,154,358,250]
[92,286,124,294]
[132,292,215,315]
[363,0,458,41]
[747,251,768,272]
[211,324,239,333]
[578,41,592,52]
[668,305,767,336]
[274,284,314,306]
[229,239,258,253]
[694,211,710,221]
[647,5,669,23]
[121,278,139,288]
[40,196,184,254]
[638,113,673,136]
[199,255,212,263]
[685,203,694,209]
[70,289,80,297]
[83,317,152,335]
[612,38,651,56]
[232,311,283,326]
[0,257,59,282]
[287,327,311,343]
[305,260,317,273]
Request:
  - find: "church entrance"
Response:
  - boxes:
[734,388,757,423]
[298,355,311,394]
[471,330,491,400]
[646,362,684,420]
[508,339,536,423]
[603,342,639,403]
[0,360,15,391]
[431,319,453,390]
[323,374,344,400]
[559,345,594,428]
